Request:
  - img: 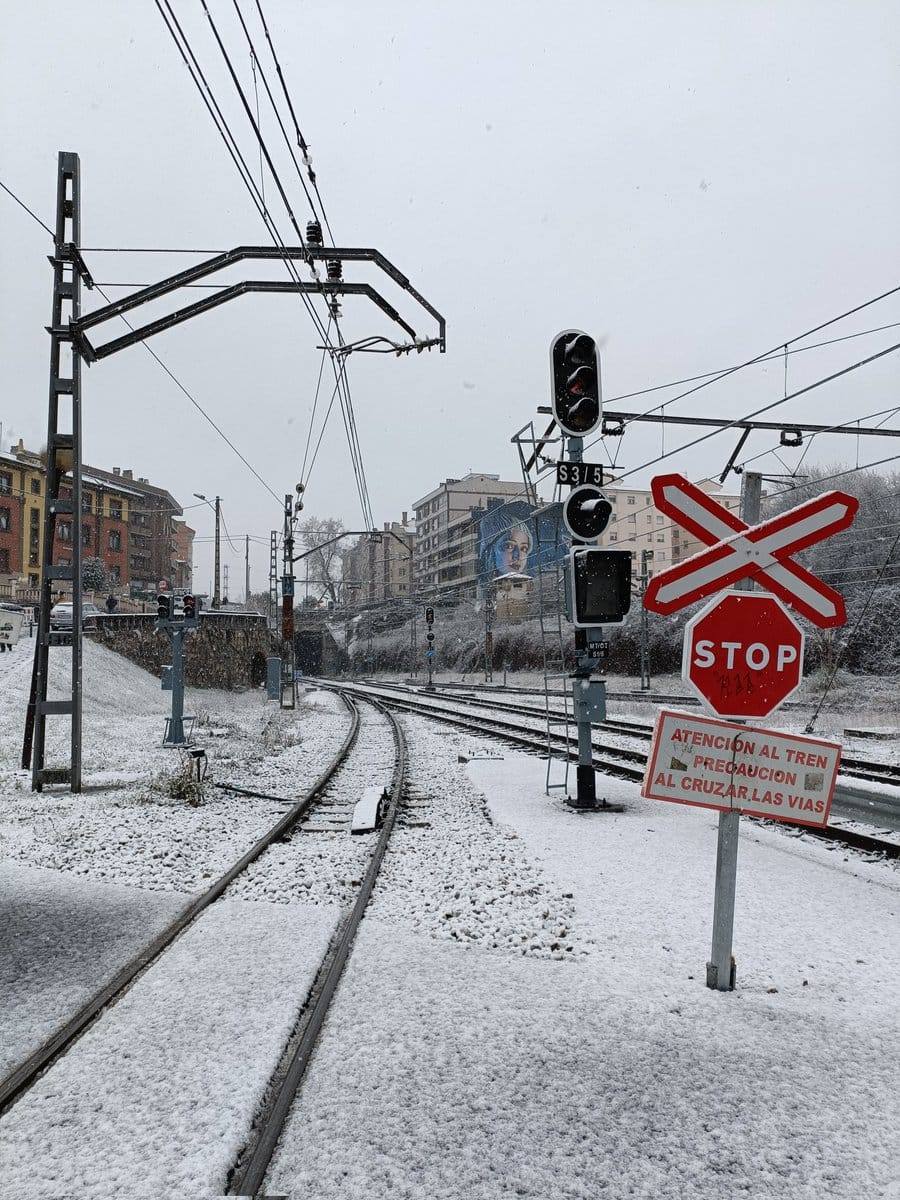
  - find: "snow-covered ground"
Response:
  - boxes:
[2,637,898,1198]
[264,717,899,1200]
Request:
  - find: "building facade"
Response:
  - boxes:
[592,478,741,574]
[342,514,415,608]
[0,441,185,595]
[172,520,195,590]
[413,472,524,596]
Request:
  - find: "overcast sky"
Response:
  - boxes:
[2,1,898,595]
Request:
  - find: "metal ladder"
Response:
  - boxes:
[22,152,90,791]
[511,418,573,796]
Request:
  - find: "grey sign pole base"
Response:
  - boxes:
[565,678,624,812]
[706,808,740,991]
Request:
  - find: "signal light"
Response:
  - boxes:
[551,329,601,437]
[425,606,434,625]
[182,594,196,619]
[569,548,632,627]
[156,593,171,620]
[426,632,435,642]
[563,485,613,542]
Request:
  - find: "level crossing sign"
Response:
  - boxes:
[643,474,858,627]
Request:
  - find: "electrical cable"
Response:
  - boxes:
[601,321,900,409]
[252,0,336,244]
[609,341,900,484]
[0,179,55,237]
[584,283,900,454]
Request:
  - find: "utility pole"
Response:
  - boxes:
[244,534,250,604]
[269,530,278,631]
[639,549,653,691]
[223,563,230,606]
[706,469,762,993]
[281,494,296,708]
[213,496,221,608]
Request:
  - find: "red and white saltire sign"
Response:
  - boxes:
[643,474,858,628]
[642,708,841,828]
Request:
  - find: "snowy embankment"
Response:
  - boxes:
[264,716,899,1200]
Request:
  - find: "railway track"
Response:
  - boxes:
[363,679,900,788]
[333,680,900,861]
[0,685,408,1190]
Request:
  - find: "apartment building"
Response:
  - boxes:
[343,515,415,608]
[0,440,186,594]
[593,478,741,572]
[1,441,136,590]
[413,472,524,595]
[172,520,195,590]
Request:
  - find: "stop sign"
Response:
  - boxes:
[682,591,804,719]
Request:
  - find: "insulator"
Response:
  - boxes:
[306,220,323,245]
[326,259,342,281]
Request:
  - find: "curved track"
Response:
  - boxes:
[0,689,404,1126]
[332,679,900,861]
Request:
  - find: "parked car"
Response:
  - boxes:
[49,602,103,630]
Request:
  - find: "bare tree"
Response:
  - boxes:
[297,516,345,605]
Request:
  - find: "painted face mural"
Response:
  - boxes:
[493,524,532,574]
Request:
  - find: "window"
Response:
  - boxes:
[59,521,72,542]
[0,507,9,532]
[656,533,665,542]
[31,479,40,495]
[109,530,121,551]
[109,500,122,520]
[29,573,38,585]
[82,524,92,546]
[0,472,11,495]
[646,515,652,524]
[82,493,93,513]
[0,548,8,572]
[656,516,664,524]
[627,495,636,505]
[609,532,618,542]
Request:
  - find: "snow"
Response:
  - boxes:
[0,862,188,1079]
[264,725,898,1200]
[0,897,340,1198]
[3,635,898,1198]
[0,637,351,893]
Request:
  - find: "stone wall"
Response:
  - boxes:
[91,612,275,690]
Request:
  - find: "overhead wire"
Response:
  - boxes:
[584,282,900,455]
[0,171,283,508]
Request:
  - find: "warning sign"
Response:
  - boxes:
[642,708,841,829]
[0,609,23,648]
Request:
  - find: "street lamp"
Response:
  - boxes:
[194,492,222,609]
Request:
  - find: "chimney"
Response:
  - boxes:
[138,477,148,483]
[112,467,120,475]
[402,511,408,525]
[122,469,133,479]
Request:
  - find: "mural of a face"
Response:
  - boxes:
[493,524,532,575]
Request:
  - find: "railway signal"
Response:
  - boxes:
[562,484,613,542]
[569,548,632,627]
[182,594,196,620]
[156,593,171,620]
[551,330,601,437]
[424,605,435,688]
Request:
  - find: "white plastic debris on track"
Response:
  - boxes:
[0,638,350,893]
[0,894,339,1199]
[226,699,396,907]
[265,719,899,1200]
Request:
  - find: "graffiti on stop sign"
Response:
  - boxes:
[682,591,804,720]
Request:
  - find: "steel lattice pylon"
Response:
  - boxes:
[22,152,90,791]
